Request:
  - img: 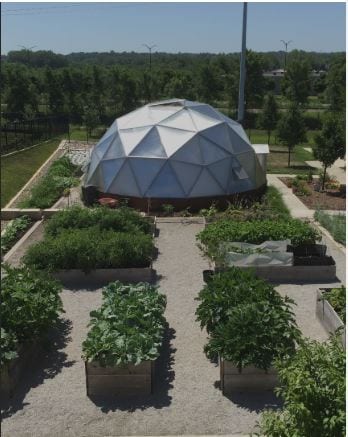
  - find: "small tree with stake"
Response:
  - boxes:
[83,106,100,143]
[314,112,345,191]
[258,93,279,145]
[277,103,307,167]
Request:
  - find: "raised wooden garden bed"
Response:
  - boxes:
[85,360,154,397]
[53,267,155,287]
[316,289,345,348]
[0,340,41,401]
[220,359,278,393]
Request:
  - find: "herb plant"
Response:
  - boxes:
[1,264,63,366]
[82,281,166,366]
[44,205,152,237]
[24,228,154,272]
[1,215,31,255]
[324,286,346,323]
[259,336,345,437]
[196,268,300,370]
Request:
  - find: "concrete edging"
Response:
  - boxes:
[316,288,345,347]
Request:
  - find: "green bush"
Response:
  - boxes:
[44,206,152,237]
[1,215,31,255]
[197,219,320,259]
[24,228,154,272]
[1,264,63,366]
[259,336,345,437]
[21,156,80,209]
[196,268,300,370]
[304,113,323,130]
[82,281,166,366]
[314,209,346,246]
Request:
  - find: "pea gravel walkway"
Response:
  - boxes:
[1,220,334,436]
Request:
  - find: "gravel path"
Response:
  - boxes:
[1,220,342,436]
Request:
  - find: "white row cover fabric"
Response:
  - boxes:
[83,99,266,198]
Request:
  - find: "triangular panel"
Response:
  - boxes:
[130,127,167,158]
[227,126,254,154]
[119,126,152,155]
[190,104,223,121]
[129,158,166,196]
[103,133,125,159]
[199,136,230,164]
[189,168,224,197]
[208,158,232,191]
[95,136,113,159]
[101,158,125,192]
[228,178,254,194]
[236,152,255,179]
[107,160,141,197]
[171,136,203,165]
[146,162,186,198]
[199,124,233,153]
[156,126,196,157]
[170,161,202,195]
[159,109,196,132]
[188,109,222,131]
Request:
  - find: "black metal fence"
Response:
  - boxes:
[0,115,69,155]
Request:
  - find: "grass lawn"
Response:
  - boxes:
[1,138,61,207]
[69,125,106,142]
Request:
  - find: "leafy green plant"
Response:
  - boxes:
[1,264,63,366]
[161,203,175,216]
[259,336,345,437]
[82,281,166,366]
[196,268,300,370]
[314,209,346,246]
[199,202,219,218]
[197,219,320,260]
[44,205,152,237]
[324,286,345,323]
[20,156,80,209]
[1,215,31,255]
[24,227,154,272]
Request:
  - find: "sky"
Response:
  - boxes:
[1,2,346,55]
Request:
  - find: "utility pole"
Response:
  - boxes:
[237,2,247,124]
[280,40,292,71]
[143,43,157,102]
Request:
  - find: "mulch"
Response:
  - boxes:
[280,178,346,210]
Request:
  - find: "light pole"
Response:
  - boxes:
[143,43,157,102]
[280,40,292,71]
[237,2,248,124]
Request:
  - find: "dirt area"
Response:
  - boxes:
[1,220,10,232]
[2,221,337,437]
[280,178,346,211]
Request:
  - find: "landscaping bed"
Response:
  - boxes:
[0,265,63,400]
[83,281,166,397]
[196,268,300,393]
[1,215,33,257]
[280,177,345,210]
[314,210,346,246]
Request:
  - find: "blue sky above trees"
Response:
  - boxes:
[1,2,346,54]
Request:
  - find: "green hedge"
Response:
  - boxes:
[197,218,320,259]
[20,156,80,209]
[195,268,300,370]
[82,281,166,366]
[44,205,152,237]
[1,264,63,366]
[24,228,154,272]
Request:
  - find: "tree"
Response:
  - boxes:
[258,93,279,144]
[282,60,310,105]
[83,106,100,142]
[45,68,65,114]
[244,50,267,109]
[197,64,222,104]
[277,104,307,167]
[5,64,38,115]
[314,112,345,190]
[326,57,345,111]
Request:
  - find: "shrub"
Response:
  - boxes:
[21,156,80,209]
[1,264,63,366]
[82,281,166,366]
[162,203,175,216]
[1,215,31,255]
[324,286,345,323]
[304,113,323,130]
[314,209,346,246]
[197,219,320,259]
[44,206,152,237]
[196,268,300,370]
[24,228,154,272]
[259,336,345,437]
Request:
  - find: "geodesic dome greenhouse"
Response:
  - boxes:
[83,99,267,210]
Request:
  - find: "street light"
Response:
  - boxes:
[280,40,292,70]
[142,43,157,102]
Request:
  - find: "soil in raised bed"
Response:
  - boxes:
[280,178,346,210]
